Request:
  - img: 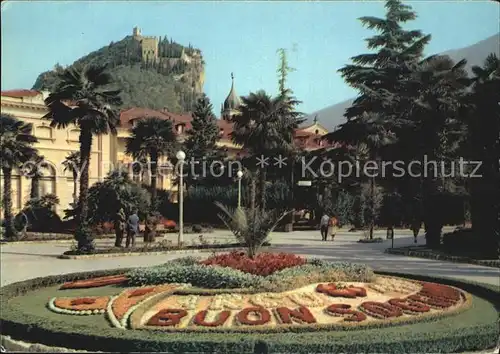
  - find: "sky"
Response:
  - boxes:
[1,1,499,115]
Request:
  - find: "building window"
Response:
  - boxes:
[67,128,80,142]
[176,124,184,134]
[36,125,54,140]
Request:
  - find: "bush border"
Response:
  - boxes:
[385,247,500,268]
[1,269,499,353]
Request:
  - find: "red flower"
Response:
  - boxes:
[200,252,306,276]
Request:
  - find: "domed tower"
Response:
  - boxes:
[221,73,241,121]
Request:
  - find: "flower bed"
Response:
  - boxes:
[1,268,497,353]
[201,252,306,276]
[60,275,128,289]
[126,257,375,291]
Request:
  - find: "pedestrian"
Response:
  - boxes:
[126,209,140,248]
[329,215,338,241]
[411,220,421,244]
[320,213,330,241]
[114,208,126,247]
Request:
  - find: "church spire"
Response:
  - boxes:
[222,72,241,121]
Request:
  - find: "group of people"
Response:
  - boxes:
[320,213,338,241]
[114,208,140,248]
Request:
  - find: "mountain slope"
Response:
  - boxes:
[307,33,500,131]
[32,34,204,113]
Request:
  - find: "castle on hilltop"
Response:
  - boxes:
[132,26,205,93]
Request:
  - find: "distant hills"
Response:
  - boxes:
[307,33,500,131]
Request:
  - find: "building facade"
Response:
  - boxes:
[0,75,330,216]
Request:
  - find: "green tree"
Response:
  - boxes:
[0,114,38,239]
[401,56,469,248]
[86,169,151,246]
[466,54,500,257]
[62,151,81,207]
[327,0,431,239]
[126,117,177,207]
[231,91,300,211]
[184,93,220,159]
[43,64,122,252]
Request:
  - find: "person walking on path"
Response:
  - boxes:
[329,215,338,241]
[114,208,126,247]
[126,209,140,248]
[320,213,330,241]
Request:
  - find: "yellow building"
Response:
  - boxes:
[1,90,114,216]
[1,77,330,217]
[0,80,241,216]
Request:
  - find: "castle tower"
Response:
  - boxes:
[133,26,142,38]
[222,73,241,121]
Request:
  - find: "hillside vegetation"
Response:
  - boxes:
[32,35,203,113]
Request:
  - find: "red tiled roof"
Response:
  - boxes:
[1,89,41,98]
[217,119,234,140]
[119,107,193,130]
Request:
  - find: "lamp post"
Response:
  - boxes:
[176,150,186,246]
[237,170,243,208]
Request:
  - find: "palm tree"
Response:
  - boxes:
[25,154,46,200]
[43,64,122,252]
[401,55,470,248]
[231,90,301,211]
[466,54,500,257]
[125,117,177,208]
[0,114,38,239]
[62,151,81,207]
[215,202,289,258]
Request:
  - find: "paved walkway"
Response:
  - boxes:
[1,228,499,288]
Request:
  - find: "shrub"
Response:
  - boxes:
[127,263,259,289]
[201,252,306,276]
[127,258,374,291]
[442,229,477,251]
[192,224,203,233]
[22,195,62,233]
[216,202,290,258]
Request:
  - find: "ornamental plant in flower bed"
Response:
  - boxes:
[1,268,498,353]
[126,257,375,291]
[200,251,306,276]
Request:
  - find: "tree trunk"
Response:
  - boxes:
[30,176,40,199]
[72,172,78,206]
[259,168,266,211]
[250,175,257,212]
[75,129,94,252]
[2,167,15,239]
[423,179,443,249]
[369,176,375,240]
[150,152,158,209]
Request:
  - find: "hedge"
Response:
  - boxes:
[1,269,499,353]
[385,247,500,268]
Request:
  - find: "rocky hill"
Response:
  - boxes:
[32,28,205,113]
[307,33,500,131]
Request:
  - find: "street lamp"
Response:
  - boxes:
[236,170,243,208]
[176,150,186,246]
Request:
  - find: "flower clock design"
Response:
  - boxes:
[47,274,471,332]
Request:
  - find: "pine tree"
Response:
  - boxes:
[340,0,431,121]
[329,0,431,239]
[184,93,220,159]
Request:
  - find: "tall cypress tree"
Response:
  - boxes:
[185,93,219,159]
